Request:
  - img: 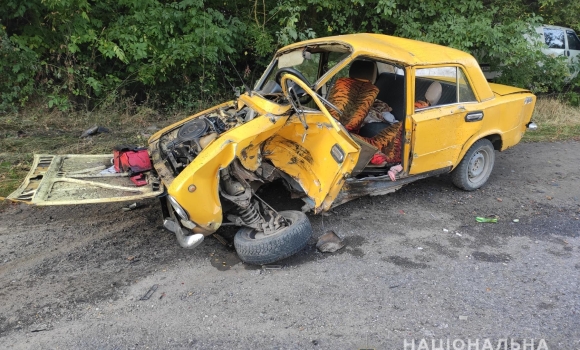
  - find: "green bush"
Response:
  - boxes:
[1,0,580,112]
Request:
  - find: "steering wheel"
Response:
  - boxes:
[275,67,313,104]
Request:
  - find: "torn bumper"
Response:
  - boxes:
[163,197,204,249]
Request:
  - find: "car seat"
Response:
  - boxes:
[326,60,403,164]
[326,60,379,132]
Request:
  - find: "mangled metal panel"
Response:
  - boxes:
[8,154,163,205]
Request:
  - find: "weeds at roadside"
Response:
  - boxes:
[0,101,208,197]
[523,96,580,142]
[0,155,33,198]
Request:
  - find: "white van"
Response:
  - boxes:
[480,25,580,80]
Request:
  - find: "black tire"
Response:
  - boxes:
[234,210,312,265]
[451,138,495,191]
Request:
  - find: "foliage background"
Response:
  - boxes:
[1,0,580,113]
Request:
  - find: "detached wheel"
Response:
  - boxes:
[234,210,312,265]
[451,139,495,191]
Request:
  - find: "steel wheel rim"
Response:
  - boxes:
[246,217,293,240]
[467,148,490,183]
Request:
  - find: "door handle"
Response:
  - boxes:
[465,111,484,122]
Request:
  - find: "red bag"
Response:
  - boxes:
[113,146,152,173]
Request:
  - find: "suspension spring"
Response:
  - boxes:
[239,203,262,226]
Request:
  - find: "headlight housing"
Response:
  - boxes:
[168,195,189,221]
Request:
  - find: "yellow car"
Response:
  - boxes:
[9,34,537,264]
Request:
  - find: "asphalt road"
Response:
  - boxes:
[1,141,579,349]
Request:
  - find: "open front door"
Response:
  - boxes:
[266,74,360,213]
[8,154,164,205]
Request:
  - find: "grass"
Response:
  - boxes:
[1,96,579,198]
[523,96,580,142]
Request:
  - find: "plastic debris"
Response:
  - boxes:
[513,219,519,223]
[388,164,403,181]
[80,125,110,138]
[122,202,141,211]
[316,231,345,253]
[140,284,158,300]
[443,228,449,232]
[458,315,468,321]
[476,217,498,223]
[99,165,117,175]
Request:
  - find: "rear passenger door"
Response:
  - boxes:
[409,66,482,175]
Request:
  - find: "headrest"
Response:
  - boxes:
[425,81,442,106]
[349,60,377,83]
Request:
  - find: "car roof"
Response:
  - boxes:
[538,24,576,32]
[278,33,478,67]
[278,33,495,101]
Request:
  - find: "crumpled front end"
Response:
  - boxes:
[149,99,290,237]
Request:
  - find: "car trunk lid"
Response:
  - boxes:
[489,83,530,96]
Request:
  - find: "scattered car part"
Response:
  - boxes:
[316,231,345,253]
[140,284,158,301]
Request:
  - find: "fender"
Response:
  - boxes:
[168,115,289,233]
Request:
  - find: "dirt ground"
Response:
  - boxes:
[1,141,579,349]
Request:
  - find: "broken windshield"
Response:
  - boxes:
[255,46,351,93]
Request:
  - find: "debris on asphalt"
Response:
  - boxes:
[497,198,503,202]
[459,315,468,320]
[316,230,345,253]
[513,219,520,223]
[30,324,49,332]
[212,233,231,247]
[443,228,449,232]
[80,125,110,138]
[476,216,498,223]
[122,203,141,211]
[140,284,159,301]
[262,265,282,270]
